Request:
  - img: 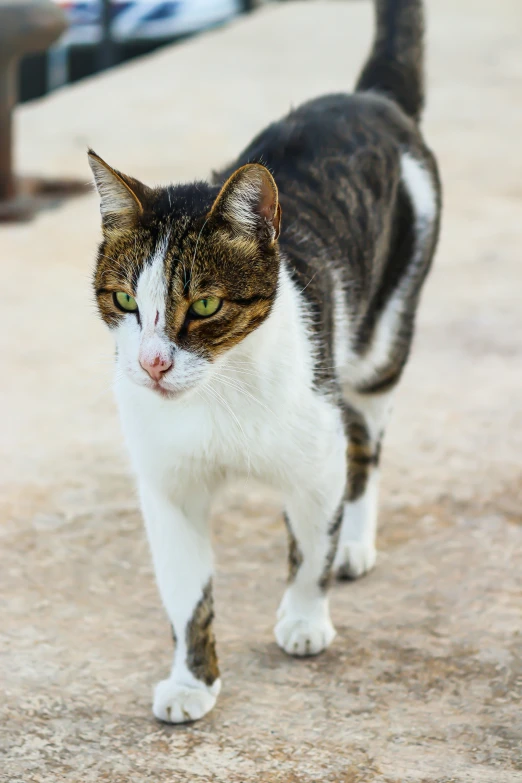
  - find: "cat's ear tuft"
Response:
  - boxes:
[88,150,146,230]
[210,164,281,242]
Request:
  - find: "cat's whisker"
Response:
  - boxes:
[298,271,318,294]
[211,377,286,435]
[212,373,276,418]
[199,383,252,479]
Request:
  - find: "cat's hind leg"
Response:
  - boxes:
[334,390,394,580]
[334,152,439,580]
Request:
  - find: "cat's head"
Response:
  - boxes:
[89,151,282,400]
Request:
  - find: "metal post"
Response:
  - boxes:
[0,58,16,201]
[47,41,70,91]
[0,0,68,219]
[97,0,115,71]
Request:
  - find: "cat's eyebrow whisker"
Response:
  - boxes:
[97,269,131,288]
[181,264,191,294]
[190,216,211,282]
[99,253,119,264]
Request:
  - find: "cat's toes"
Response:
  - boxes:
[274,614,336,657]
[153,677,221,723]
[334,540,376,580]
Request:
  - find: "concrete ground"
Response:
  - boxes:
[1,1,521,780]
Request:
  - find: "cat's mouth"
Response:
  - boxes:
[151,382,182,400]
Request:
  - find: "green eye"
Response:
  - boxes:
[189,296,222,318]
[114,291,138,312]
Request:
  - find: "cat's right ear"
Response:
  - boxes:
[88,150,147,231]
[209,163,281,243]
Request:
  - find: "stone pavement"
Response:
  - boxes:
[1,1,521,780]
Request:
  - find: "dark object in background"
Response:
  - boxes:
[0,0,71,218]
[20,37,192,101]
[98,0,115,70]
[19,0,254,103]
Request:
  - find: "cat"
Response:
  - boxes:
[89,0,441,723]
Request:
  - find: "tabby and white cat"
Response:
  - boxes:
[89,0,440,723]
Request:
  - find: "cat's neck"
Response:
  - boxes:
[216,260,315,392]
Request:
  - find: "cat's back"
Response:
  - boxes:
[225,91,432,200]
[220,92,437,274]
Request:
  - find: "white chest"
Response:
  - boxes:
[115,365,343,496]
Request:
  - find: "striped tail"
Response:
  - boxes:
[356,0,425,122]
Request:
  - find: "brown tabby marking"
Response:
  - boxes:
[186,581,219,686]
[344,406,381,502]
[283,513,303,583]
[318,506,344,591]
[285,508,343,592]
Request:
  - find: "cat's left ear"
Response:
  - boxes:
[209,163,281,243]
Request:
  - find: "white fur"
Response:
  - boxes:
[224,175,262,232]
[401,152,437,227]
[153,678,221,724]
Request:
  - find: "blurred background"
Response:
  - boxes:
[20,0,260,102]
[2,1,521,781]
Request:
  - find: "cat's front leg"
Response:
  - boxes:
[139,482,220,723]
[275,446,346,657]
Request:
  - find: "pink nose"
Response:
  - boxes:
[139,354,172,382]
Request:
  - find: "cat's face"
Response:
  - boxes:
[89,152,282,399]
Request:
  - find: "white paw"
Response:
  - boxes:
[274,613,336,657]
[334,540,376,580]
[153,677,221,723]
